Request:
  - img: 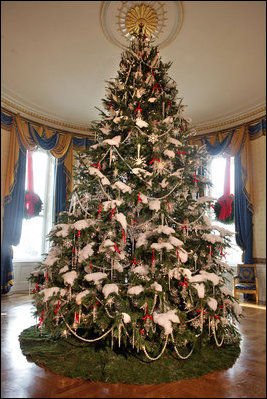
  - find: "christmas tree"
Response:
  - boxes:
[31,26,241,361]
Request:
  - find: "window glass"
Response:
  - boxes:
[208,156,242,267]
[13,148,55,261]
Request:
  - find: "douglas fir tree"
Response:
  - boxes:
[32,26,241,361]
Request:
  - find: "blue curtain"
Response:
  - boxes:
[234,154,253,263]
[1,147,26,293]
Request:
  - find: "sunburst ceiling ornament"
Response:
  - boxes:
[100,1,184,49]
[125,4,159,37]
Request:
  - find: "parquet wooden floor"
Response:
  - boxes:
[1,293,266,398]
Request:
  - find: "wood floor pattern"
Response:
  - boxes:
[1,293,266,398]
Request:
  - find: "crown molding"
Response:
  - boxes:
[2,95,266,138]
[194,104,266,134]
[1,96,93,136]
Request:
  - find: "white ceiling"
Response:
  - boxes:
[1,1,266,134]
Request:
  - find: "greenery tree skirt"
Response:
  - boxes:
[19,326,240,384]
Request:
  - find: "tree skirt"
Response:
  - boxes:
[19,326,240,384]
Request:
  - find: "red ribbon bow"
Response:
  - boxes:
[131,219,137,225]
[114,242,121,254]
[33,283,40,293]
[54,301,60,314]
[142,306,153,321]
[149,158,160,164]
[218,195,233,221]
[177,149,186,155]
[152,83,161,91]
[110,207,116,219]
[130,257,138,265]
[181,220,187,230]
[137,192,143,203]
[91,302,100,308]
[179,277,188,288]
[91,161,101,170]
[220,245,226,258]
[134,102,143,113]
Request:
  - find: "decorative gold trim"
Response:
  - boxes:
[125,4,159,36]
[1,98,93,133]
[196,106,266,132]
[100,1,184,50]
[1,106,95,139]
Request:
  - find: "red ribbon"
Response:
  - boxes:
[130,257,138,265]
[139,329,144,335]
[209,245,213,256]
[33,283,40,293]
[152,83,161,91]
[176,249,182,261]
[110,207,116,219]
[38,310,44,326]
[164,200,170,210]
[90,262,93,270]
[108,103,112,110]
[45,271,49,281]
[213,315,220,320]
[137,192,143,203]
[98,203,102,217]
[196,308,206,314]
[218,195,233,221]
[181,220,187,230]
[131,219,137,225]
[74,312,79,323]
[114,243,121,254]
[149,158,160,164]
[91,161,101,170]
[193,171,199,183]
[122,229,127,243]
[142,306,153,321]
[76,230,81,238]
[220,245,226,258]
[25,193,39,216]
[209,203,215,210]
[91,302,100,308]
[54,301,60,314]
[177,149,186,155]
[134,102,143,113]
[151,249,155,264]
[179,277,188,288]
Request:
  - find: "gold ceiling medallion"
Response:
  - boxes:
[125,4,158,36]
[100,1,184,49]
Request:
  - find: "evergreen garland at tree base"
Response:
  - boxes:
[19,326,240,384]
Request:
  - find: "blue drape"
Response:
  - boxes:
[234,154,253,263]
[1,147,26,293]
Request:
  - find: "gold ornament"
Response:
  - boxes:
[125,4,158,36]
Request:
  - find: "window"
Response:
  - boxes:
[208,156,242,267]
[13,148,55,262]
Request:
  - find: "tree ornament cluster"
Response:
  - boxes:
[31,26,241,361]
